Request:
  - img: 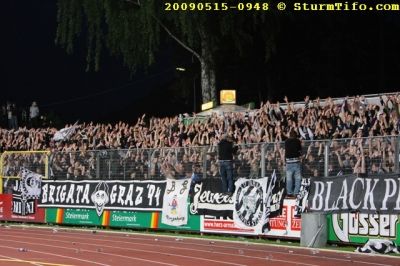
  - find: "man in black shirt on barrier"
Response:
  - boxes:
[218,134,238,194]
[285,129,302,198]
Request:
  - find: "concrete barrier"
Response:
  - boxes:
[300,212,327,248]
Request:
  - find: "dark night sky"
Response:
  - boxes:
[2,1,400,125]
[2,0,179,124]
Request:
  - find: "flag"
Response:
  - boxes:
[233,171,284,234]
[233,177,269,234]
[161,178,191,226]
[262,170,285,233]
[294,178,310,217]
[356,239,400,254]
[20,168,42,199]
[53,121,78,141]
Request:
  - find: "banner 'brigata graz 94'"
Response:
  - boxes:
[39,180,166,215]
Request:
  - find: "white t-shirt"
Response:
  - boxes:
[30,105,39,119]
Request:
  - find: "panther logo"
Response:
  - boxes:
[91,182,110,216]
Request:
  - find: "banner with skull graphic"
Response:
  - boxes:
[39,180,166,216]
[233,177,270,234]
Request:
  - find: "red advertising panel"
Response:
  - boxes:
[269,205,288,230]
[0,194,11,220]
[265,199,301,239]
[290,205,301,231]
[0,194,45,223]
[202,217,256,235]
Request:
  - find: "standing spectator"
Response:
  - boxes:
[21,108,28,127]
[71,168,84,181]
[1,104,7,128]
[217,134,237,194]
[7,102,12,129]
[7,102,18,129]
[29,101,40,128]
[285,129,302,198]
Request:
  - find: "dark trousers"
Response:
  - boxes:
[219,160,234,193]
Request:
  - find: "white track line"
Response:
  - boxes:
[16,231,312,265]
[0,239,178,266]
[0,244,110,266]
[0,236,244,266]
[11,228,398,266]
[0,254,44,266]
[5,228,285,257]
[4,226,400,266]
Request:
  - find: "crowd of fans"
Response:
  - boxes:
[1,93,399,182]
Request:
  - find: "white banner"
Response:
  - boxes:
[161,178,191,226]
[20,168,42,199]
[233,177,269,234]
[53,121,78,141]
[356,239,400,254]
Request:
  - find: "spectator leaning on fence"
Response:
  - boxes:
[285,129,303,198]
[218,133,238,194]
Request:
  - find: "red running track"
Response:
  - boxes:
[0,225,399,266]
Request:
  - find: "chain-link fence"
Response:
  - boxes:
[1,151,49,178]
[0,151,49,194]
[327,136,399,176]
[1,135,399,183]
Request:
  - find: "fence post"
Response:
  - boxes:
[96,151,100,179]
[324,141,330,177]
[395,136,400,174]
[123,159,126,180]
[148,149,153,180]
[108,152,112,179]
[202,147,207,179]
[46,152,51,180]
[261,143,266,178]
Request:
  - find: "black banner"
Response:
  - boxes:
[12,179,36,216]
[294,178,310,217]
[190,178,233,218]
[262,171,285,233]
[268,178,286,219]
[39,180,166,214]
[308,174,400,214]
[189,175,285,221]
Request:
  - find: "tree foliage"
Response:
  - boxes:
[55,0,280,102]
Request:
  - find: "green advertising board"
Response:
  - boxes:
[46,206,200,232]
[63,209,102,226]
[109,211,152,228]
[327,213,400,245]
[46,208,103,226]
[158,204,200,231]
[110,203,200,231]
[46,208,58,223]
